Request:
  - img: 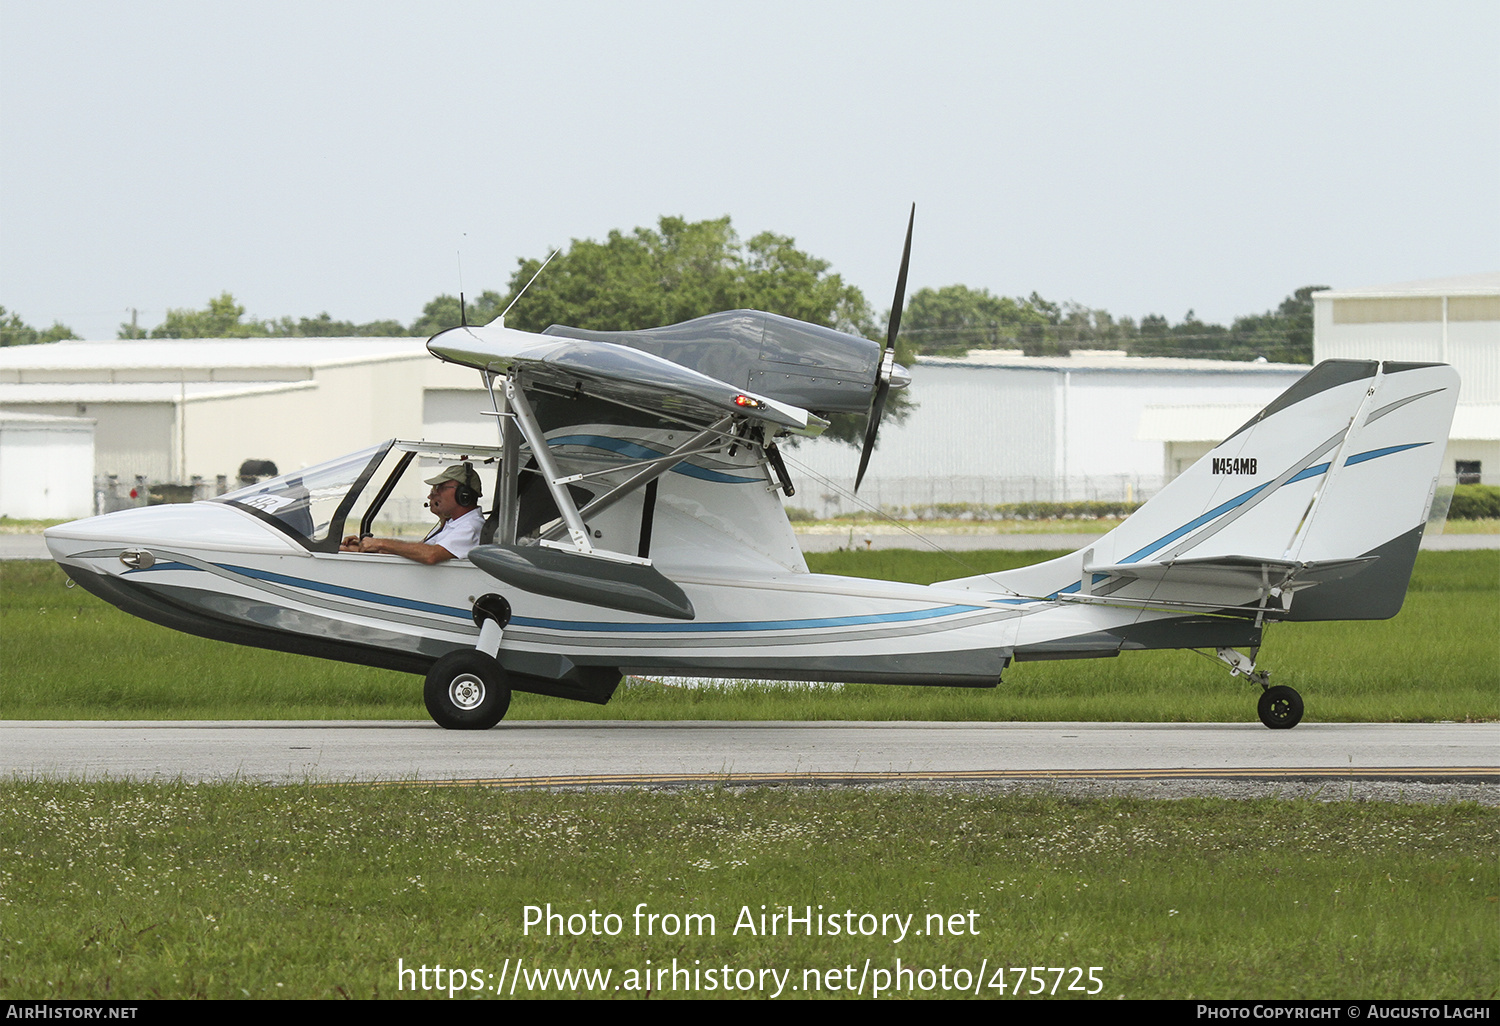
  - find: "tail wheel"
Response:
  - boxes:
[1257,685,1304,730]
[424,651,511,730]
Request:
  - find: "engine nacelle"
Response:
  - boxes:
[543,309,905,416]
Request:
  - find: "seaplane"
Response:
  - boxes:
[45,212,1461,730]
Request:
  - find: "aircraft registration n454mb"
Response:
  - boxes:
[46,215,1460,730]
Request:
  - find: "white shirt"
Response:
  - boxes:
[423,508,484,560]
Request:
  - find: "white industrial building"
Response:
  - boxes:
[1313,272,1498,484]
[0,336,1312,520]
[0,338,496,516]
[785,351,1306,516]
[5,273,1491,522]
[1141,273,1500,488]
[0,411,95,519]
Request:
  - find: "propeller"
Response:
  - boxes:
[855,203,914,492]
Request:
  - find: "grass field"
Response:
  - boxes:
[4,551,1496,1001]
[2,551,1495,723]
[2,782,1494,1000]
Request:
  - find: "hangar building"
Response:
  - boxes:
[1142,273,1499,487]
[0,411,95,519]
[786,351,1306,517]
[0,338,494,516]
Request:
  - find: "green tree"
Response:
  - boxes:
[1127,286,1325,363]
[903,282,1324,364]
[900,285,1057,356]
[408,291,506,337]
[1128,309,1230,358]
[497,216,875,339]
[1,306,78,346]
[1056,302,1136,350]
[125,294,418,339]
[487,216,894,445]
[290,312,412,337]
[1227,285,1325,364]
[146,292,262,338]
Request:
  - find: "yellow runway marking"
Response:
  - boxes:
[368,766,1500,789]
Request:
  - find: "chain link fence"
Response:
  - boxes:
[790,474,1166,520]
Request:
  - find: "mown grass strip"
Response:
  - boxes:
[2,781,1494,1000]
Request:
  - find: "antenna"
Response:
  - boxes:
[457,244,467,326]
[500,249,560,324]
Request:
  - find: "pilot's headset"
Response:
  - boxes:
[427,463,482,509]
[453,463,481,508]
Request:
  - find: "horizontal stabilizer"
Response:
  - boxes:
[1085,555,1377,593]
[469,544,696,621]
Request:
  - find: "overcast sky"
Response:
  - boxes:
[3,0,1497,341]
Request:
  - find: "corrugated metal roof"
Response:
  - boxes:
[0,410,94,426]
[1453,403,1500,441]
[1315,272,1500,300]
[0,380,317,404]
[0,337,429,371]
[1140,401,1498,442]
[921,351,1307,373]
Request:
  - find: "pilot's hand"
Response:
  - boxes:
[340,535,361,551]
[358,536,383,553]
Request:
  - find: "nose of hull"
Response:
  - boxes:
[44,502,305,566]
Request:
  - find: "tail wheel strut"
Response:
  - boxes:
[1216,647,1303,729]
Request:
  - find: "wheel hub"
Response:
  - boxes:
[448,673,486,711]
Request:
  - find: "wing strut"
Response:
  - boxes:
[503,374,594,552]
[482,369,523,546]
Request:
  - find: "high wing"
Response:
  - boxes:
[427,321,827,437]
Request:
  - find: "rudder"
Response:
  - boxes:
[951,360,1460,621]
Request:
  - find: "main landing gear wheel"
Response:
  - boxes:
[1257,685,1303,730]
[424,650,511,730]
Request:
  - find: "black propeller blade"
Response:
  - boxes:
[855,203,914,492]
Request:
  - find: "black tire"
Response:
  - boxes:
[1257,685,1303,730]
[424,651,511,730]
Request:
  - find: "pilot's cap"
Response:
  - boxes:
[424,463,482,496]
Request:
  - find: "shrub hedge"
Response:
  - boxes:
[1448,483,1500,520]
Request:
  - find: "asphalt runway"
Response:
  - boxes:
[2,721,1495,791]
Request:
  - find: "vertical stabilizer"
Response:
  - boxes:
[944,361,1460,620]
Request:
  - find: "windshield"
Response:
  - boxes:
[216,441,392,549]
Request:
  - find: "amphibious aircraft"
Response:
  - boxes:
[45,218,1460,730]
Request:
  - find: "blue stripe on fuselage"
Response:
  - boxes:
[549,435,757,484]
[510,603,987,634]
[158,562,992,635]
[221,564,475,618]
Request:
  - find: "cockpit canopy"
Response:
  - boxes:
[214,440,503,552]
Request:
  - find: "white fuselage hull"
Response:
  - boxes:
[44,500,1218,693]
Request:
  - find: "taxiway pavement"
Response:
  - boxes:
[2,720,1494,787]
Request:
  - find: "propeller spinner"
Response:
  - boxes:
[854,204,915,491]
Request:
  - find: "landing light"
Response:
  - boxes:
[733,394,764,409]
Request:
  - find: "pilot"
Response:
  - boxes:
[341,464,484,564]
